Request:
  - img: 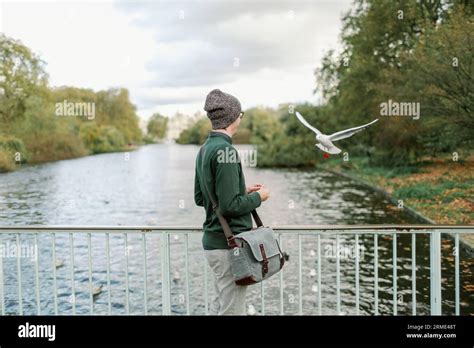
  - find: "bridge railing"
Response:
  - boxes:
[0,225,471,316]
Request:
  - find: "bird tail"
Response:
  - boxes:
[316,143,342,154]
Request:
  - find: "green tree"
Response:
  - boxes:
[405,9,473,151]
[0,34,49,127]
[314,0,472,165]
[95,88,142,144]
[176,117,211,145]
[146,113,168,141]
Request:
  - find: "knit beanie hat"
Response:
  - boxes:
[204,89,242,129]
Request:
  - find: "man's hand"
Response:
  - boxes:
[246,184,263,193]
[256,186,270,202]
[246,183,269,201]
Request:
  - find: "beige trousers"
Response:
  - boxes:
[204,249,247,315]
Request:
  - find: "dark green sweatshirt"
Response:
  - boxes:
[194,131,262,250]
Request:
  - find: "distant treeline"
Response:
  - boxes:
[0,34,143,172]
[178,1,473,167]
[144,113,168,144]
[176,111,254,145]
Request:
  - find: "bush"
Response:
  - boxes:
[176,118,211,145]
[142,134,156,145]
[25,132,87,163]
[146,113,168,141]
[0,149,15,172]
[0,135,29,163]
[80,123,126,154]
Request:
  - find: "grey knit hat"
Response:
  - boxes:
[204,89,242,129]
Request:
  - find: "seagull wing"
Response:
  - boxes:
[295,112,322,135]
[328,119,379,142]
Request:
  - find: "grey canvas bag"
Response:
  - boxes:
[199,146,288,286]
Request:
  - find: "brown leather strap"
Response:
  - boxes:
[199,146,263,247]
[276,239,289,268]
[251,210,263,227]
[259,243,269,276]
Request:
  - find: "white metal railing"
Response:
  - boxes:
[0,225,472,316]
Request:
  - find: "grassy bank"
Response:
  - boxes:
[0,142,140,173]
[317,155,474,225]
[0,133,141,173]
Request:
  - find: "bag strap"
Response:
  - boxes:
[251,210,263,227]
[199,146,263,248]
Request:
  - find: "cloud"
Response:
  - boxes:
[137,85,205,107]
[2,0,352,118]
[116,0,352,88]
[135,63,320,118]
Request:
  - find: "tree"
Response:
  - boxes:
[176,117,211,145]
[408,9,473,149]
[0,34,48,127]
[96,88,142,144]
[147,113,168,141]
[314,0,473,165]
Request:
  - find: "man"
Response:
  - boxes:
[194,89,270,315]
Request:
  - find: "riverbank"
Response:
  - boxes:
[317,154,474,251]
[0,143,140,174]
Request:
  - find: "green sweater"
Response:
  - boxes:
[194,132,262,250]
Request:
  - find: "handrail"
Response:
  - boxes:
[0,224,472,232]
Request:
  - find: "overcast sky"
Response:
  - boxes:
[1,0,352,119]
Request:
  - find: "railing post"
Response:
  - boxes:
[298,234,302,315]
[430,230,442,315]
[336,234,340,315]
[279,234,284,315]
[51,233,58,315]
[454,233,460,316]
[87,233,93,315]
[204,256,208,315]
[0,238,4,315]
[124,233,129,314]
[355,233,359,315]
[142,232,148,315]
[161,232,171,315]
[317,234,321,315]
[16,234,23,315]
[34,233,40,315]
[105,233,111,315]
[392,232,397,315]
[411,233,417,316]
[374,234,378,316]
[68,233,74,315]
[184,233,190,315]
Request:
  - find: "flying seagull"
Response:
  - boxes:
[295,111,379,154]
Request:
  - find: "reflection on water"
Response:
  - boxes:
[0,144,472,315]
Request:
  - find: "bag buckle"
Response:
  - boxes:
[227,236,238,249]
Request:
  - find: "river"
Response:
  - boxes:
[0,144,472,315]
